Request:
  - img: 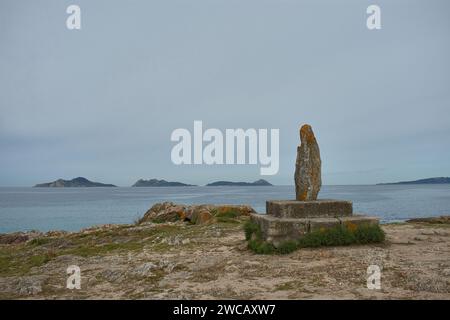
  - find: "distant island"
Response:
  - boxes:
[206,179,272,186]
[377,177,450,185]
[34,177,116,188]
[132,179,195,187]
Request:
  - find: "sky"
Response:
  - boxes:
[0,0,449,186]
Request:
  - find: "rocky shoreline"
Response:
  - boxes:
[0,205,449,299]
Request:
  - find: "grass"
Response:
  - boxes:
[212,207,243,223]
[244,220,261,241]
[0,246,57,276]
[215,207,240,219]
[65,241,144,257]
[216,216,241,223]
[248,238,276,254]
[244,220,385,255]
[28,237,52,246]
[0,223,191,277]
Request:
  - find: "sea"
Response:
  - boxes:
[0,184,449,233]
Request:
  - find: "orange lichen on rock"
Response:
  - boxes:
[138,202,255,225]
[297,190,308,201]
[300,124,317,145]
[345,222,358,232]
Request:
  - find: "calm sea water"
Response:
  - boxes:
[0,185,449,233]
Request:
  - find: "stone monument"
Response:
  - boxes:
[251,124,379,247]
[295,124,321,201]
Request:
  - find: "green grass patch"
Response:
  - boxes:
[248,238,276,254]
[28,237,52,246]
[150,217,176,224]
[212,207,242,223]
[215,208,240,219]
[244,220,261,241]
[244,220,385,255]
[216,216,241,223]
[0,246,56,276]
[65,241,144,257]
[277,240,299,254]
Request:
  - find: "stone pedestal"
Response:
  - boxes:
[267,199,352,218]
[251,199,379,247]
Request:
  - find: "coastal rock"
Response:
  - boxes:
[190,209,213,225]
[0,231,43,245]
[139,202,186,223]
[137,203,255,225]
[407,216,450,225]
[294,124,321,201]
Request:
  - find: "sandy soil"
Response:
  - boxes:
[0,219,449,299]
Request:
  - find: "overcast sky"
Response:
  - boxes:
[1,0,449,186]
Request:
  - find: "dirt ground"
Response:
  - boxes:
[1,218,449,299]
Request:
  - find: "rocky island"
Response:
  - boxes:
[34,177,116,188]
[206,179,272,187]
[378,177,450,185]
[132,179,195,187]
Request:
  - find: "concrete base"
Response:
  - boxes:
[338,215,380,228]
[250,212,380,247]
[266,199,353,218]
[251,214,309,247]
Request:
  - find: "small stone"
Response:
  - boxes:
[101,269,123,282]
[16,276,44,295]
[159,259,177,273]
[294,124,321,201]
[132,262,158,277]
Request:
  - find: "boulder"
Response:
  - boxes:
[138,202,186,223]
[138,203,255,225]
[190,209,214,225]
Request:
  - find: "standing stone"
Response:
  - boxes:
[294,124,321,201]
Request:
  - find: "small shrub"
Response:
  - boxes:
[248,239,276,254]
[243,221,260,241]
[353,223,385,244]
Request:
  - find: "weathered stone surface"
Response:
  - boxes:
[338,215,380,228]
[294,124,321,201]
[267,199,352,218]
[139,202,186,223]
[138,202,255,225]
[252,213,381,246]
[0,231,43,245]
[309,218,341,233]
[251,214,309,247]
[190,209,213,225]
